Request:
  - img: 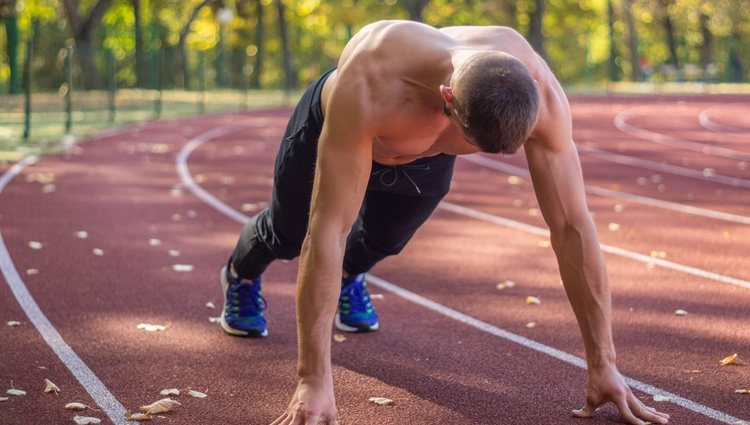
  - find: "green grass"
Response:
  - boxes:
[0,88,300,158]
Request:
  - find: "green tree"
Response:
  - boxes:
[61,0,114,89]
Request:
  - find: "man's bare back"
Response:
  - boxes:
[319,20,558,165]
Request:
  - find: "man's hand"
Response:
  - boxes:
[572,363,670,425]
[271,379,338,425]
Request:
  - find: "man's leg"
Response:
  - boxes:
[337,154,457,332]
[221,70,331,337]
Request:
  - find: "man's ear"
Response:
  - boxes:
[439,85,454,104]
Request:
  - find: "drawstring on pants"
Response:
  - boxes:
[371,163,431,195]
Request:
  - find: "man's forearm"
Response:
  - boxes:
[295,232,345,380]
[551,219,616,367]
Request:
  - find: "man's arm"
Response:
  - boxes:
[271,64,379,425]
[524,58,669,425]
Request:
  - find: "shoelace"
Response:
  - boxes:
[340,279,372,314]
[228,280,267,316]
[371,163,431,195]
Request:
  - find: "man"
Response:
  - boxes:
[220,20,670,425]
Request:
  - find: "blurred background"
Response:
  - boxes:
[0,0,748,153]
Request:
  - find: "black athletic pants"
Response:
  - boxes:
[230,69,457,280]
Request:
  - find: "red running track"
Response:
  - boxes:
[0,95,748,425]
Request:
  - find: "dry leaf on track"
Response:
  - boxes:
[75,231,88,239]
[73,415,101,424]
[674,309,688,316]
[525,296,541,305]
[652,394,671,402]
[126,412,152,421]
[43,379,60,395]
[6,321,21,327]
[172,264,194,272]
[6,389,26,396]
[28,241,43,250]
[26,268,40,275]
[65,402,91,411]
[368,397,394,406]
[92,248,104,256]
[159,388,180,396]
[0,397,8,402]
[735,389,750,394]
[333,334,347,343]
[139,398,181,414]
[188,389,208,398]
[205,302,215,309]
[496,280,516,290]
[525,322,537,328]
[148,239,162,247]
[720,353,738,366]
[136,323,167,332]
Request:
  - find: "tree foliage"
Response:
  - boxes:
[1,0,748,94]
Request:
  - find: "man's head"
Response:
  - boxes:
[442,52,540,155]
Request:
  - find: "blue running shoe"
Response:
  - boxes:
[219,266,268,337]
[335,273,379,332]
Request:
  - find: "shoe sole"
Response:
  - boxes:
[219,266,268,337]
[335,313,379,333]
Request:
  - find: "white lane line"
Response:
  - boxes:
[439,201,750,290]
[462,154,750,225]
[0,157,130,425]
[699,106,750,134]
[615,108,750,161]
[178,125,746,425]
[577,145,750,189]
[365,274,744,425]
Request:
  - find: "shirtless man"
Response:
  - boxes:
[219,20,670,425]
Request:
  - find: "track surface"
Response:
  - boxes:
[1,95,748,425]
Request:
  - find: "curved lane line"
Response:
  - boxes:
[462,154,750,225]
[615,108,750,161]
[0,157,130,425]
[577,145,750,189]
[699,106,750,134]
[177,125,746,424]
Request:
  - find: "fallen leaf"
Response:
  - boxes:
[241,203,260,212]
[333,334,347,343]
[525,296,541,305]
[652,394,671,402]
[370,293,384,300]
[6,321,21,327]
[6,389,26,396]
[0,397,8,402]
[735,389,750,394]
[159,388,180,396]
[702,168,716,177]
[169,188,183,198]
[674,309,688,316]
[26,268,40,275]
[126,412,152,421]
[139,398,181,414]
[537,240,551,248]
[682,369,702,374]
[73,415,101,424]
[65,402,90,411]
[187,210,197,218]
[608,223,621,232]
[208,317,221,323]
[649,251,667,259]
[205,302,215,309]
[75,231,88,239]
[496,280,517,290]
[368,397,394,406]
[188,389,208,398]
[42,184,56,193]
[148,239,162,246]
[28,241,43,250]
[614,204,625,213]
[168,250,181,257]
[171,213,182,222]
[720,353,738,366]
[507,175,523,185]
[525,322,537,328]
[136,323,166,332]
[43,379,60,395]
[92,248,104,256]
[172,264,194,272]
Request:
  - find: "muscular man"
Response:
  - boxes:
[220,20,670,425]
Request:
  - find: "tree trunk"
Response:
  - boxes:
[607,0,621,81]
[698,11,712,68]
[1,0,21,93]
[61,0,114,90]
[178,0,212,90]
[275,0,294,90]
[660,0,679,68]
[132,0,146,87]
[401,0,429,22]
[251,0,264,88]
[527,0,546,59]
[502,0,518,28]
[622,0,639,81]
